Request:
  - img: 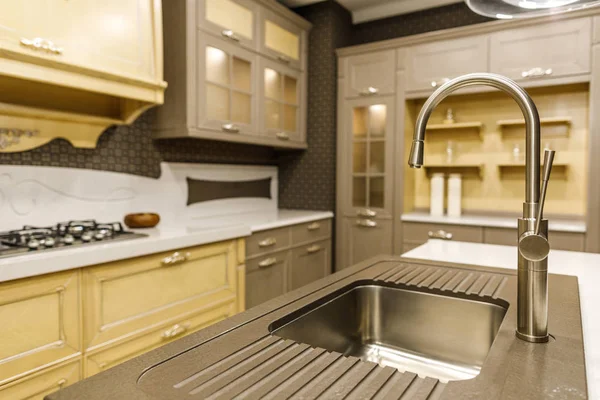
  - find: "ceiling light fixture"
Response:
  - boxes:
[465,0,600,18]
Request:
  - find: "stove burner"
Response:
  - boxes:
[0,219,146,258]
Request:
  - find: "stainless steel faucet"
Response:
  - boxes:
[408,73,555,343]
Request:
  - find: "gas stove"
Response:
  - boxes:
[0,220,147,259]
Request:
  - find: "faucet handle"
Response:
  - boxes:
[535,149,555,235]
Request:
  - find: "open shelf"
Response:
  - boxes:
[426,121,483,130]
[423,164,483,179]
[498,162,569,179]
[497,117,572,138]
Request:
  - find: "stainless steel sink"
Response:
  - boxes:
[269,283,508,382]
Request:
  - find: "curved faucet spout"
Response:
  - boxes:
[408,73,541,205]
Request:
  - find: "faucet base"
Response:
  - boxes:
[515,330,549,343]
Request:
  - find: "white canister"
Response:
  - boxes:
[448,173,462,217]
[430,173,445,216]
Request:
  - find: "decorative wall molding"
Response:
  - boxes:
[0,163,278,231]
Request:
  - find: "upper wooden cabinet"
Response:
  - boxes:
[405,35,489,93]
[154,0,311,149]
[490,18,591,83]
[0,0,166,152]
[198,0,258,50]
[343,50,396,98]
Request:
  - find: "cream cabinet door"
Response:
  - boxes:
[260,57,304,143]
[49,0,158,81]
[0,360,81,400]
[198,0,258,50]
[289,240,331,291]
[343,217,393,269]
[259,8,303,70]
[84,304,234,378]
[82,240,240,352]
[0,0,57,58]
[405,35,489,92]
[490,18,591,83]
[344,50,396,98]
[197,34,257,136]
[0,271,81,387]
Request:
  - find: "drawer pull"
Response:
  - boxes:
[357,209,377,218]
[20,37,63,55]
[221,29,240,42]
[277,55,291,64]
[521,67,552,79]
[162,323,189,339]
[276,132,289,140]
[222,123,240,133]
[428,230,453,240]
[307,244,322,254]
[258,237,276,247]
[258,257,277,268]
[356,219,377,228]
[431,78,450,88]
[359,86,379,96]
[307,222,321,231]
[161,252,190,266]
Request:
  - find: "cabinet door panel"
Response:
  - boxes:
[83,240,239,351]
[260,8,303,70]
[490,18,591,82]
[0,271,80,387]
[345,218,393,268]
[246,250,288,308]
[198,34,257,135]
[403,222,483,246]
[84,304,234,378]
[345,50,396,98]
[198,0,258,50]
[290,240,331,291]
[406,35,489,92]
[0,0,54,57]
[0,360,80,400]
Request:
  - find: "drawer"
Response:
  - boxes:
[345,50,396,98]
[484,227,517,246]
[405,35,489,92]
[84,304,234,378]
[247,227,290,258]
[403,222,483,244]
[490,18,591,82]
[289,239,331,291]
[246,250,289,309]
[0,360,81,400]
[0,270,81,387]
[83,240,240,351]
[402,243,421,254]
[291,219,332,245]
[485,227,585,252]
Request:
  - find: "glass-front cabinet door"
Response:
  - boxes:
[197,34,256,135]
[260,58,303,143]
[345,97,394,218]
[198,0,257,50]
[260,8,303,70]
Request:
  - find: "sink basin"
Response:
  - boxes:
[269,282,508,382]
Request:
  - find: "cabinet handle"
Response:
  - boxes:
[359,86,379,96]
[258,237,276,247]
[357,209,377,218]
[277,55,291,64]
[221,29,240,42]
[162,323,189,339]
[276,132,289,140]
[161,252,190,266]
[430,78,450,88]
[428,230,453,240]
[222,123,240,133]
[20,37,63,55]
[521,67,553,78]
[307,222,321,231]
[258,257,277,268]
[356,219,377,228]
[307,244,322,254]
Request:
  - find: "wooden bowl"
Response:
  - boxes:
[124,213,160,229]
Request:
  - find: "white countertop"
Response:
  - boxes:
[403,240,600,399]
[0,209,333,283]
[401,212,586,233]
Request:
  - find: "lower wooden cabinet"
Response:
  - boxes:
[339,217,393,270]
[246,219,333,308]
[0,238,246,398]
[0,360,81,400]
[484,227,586,251]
